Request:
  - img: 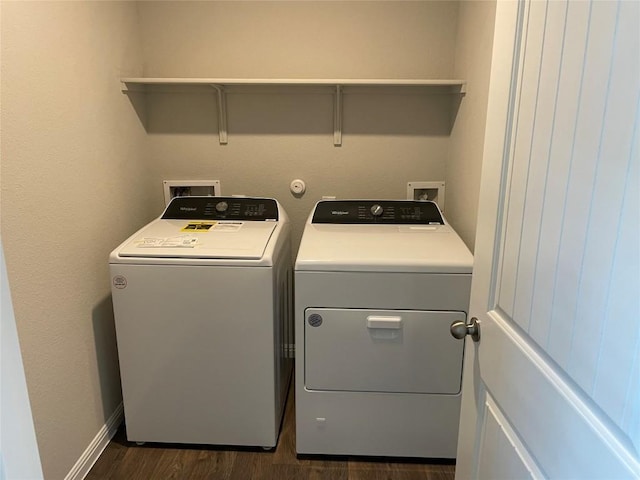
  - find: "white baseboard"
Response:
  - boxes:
[64,403,123,480]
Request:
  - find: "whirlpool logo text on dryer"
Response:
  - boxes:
[180,207,198,212]
[331,210,350,216]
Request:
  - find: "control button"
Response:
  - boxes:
[215,201,229,213]
[308,314,323,327]
[370,204,383,216]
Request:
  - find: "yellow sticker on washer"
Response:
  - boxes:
[181,221,216,232]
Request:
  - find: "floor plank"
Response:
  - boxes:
[87,380,455,480]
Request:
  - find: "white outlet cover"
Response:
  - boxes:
[407,181,445,211]
[163,180,221,206]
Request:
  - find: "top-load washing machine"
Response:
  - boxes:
[294,199,473,458]
[110,196,293,448]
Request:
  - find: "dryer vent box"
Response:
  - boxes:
[407,181,445,211]
[163,180,221,206]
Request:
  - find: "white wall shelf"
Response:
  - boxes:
[121,78,466,146]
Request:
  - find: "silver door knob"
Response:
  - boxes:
[450,317,480,342]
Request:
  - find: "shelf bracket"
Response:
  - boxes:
[210,84,228,145]
[334,85,343,147]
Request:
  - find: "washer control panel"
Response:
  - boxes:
[162,197,279,221]
[312,200,444,225]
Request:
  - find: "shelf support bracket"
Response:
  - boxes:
[333,85,343,146]
[210,84,228,145]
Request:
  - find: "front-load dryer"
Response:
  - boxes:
[110,196,293,448]
[294,200,473,458]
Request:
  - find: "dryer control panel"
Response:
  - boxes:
[312,200,444,225]
[162,197,279,221]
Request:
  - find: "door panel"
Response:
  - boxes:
[494,0,639,433]
[483,309,636,478]
[456,0,639,478]
[528,0,590,348]
[546,0,618,367]
[477,395,539,480]
[495,0,547,322]
[304,308,465,393]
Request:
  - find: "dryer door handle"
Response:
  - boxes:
[366,316,403,329]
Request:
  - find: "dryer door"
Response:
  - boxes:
[304,308,465,394]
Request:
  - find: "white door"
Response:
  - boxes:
[455,1,639,478]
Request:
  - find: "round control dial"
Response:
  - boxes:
[215,201,229,213]
[370,204,383,217]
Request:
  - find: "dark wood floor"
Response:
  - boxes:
[87,381,456,480]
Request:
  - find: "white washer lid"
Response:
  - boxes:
[115,219,277,260]
[295,223,473,273]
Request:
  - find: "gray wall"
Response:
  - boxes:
[138,1,458,79]
[448,1,496,251]
[136,0,462,253]
[1,2,153,478]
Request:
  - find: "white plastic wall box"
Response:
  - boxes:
[163,180,221,206]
